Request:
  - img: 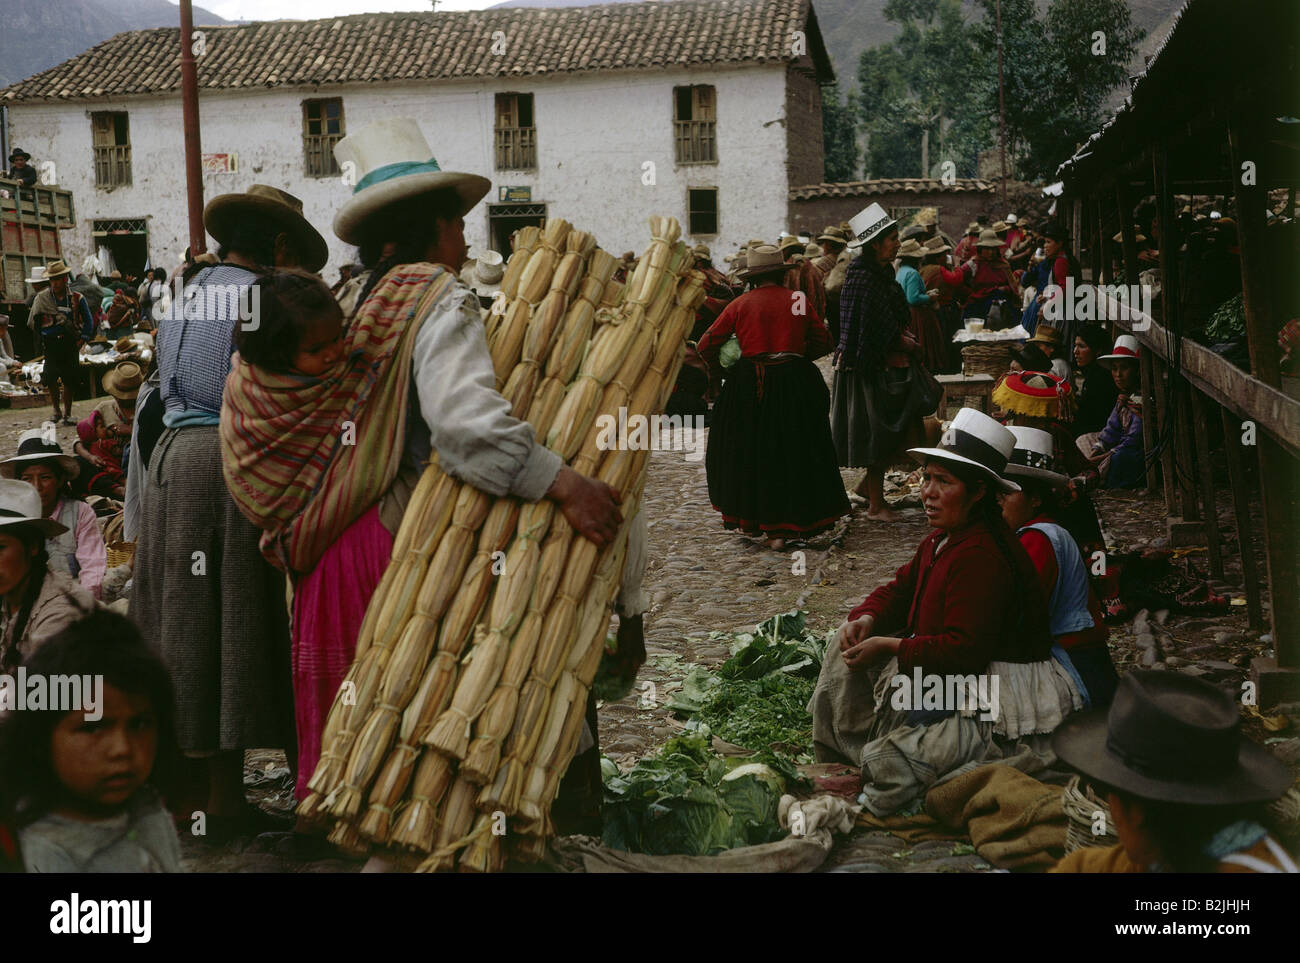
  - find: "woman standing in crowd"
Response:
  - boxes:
[1070,324,1120,436]
[832,203,940,522]
[1,430,107,600]
[895,239,946,374]
[698,245,847,550]
[919,237,964,373]
[219,119,625,801]
[999,427,1118,706]
[959,229,1019,328]
[1021,222,1080,340]
[809,409,1083,815]
[0,479,96,670]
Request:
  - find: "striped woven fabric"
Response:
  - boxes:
[220,264,458,574]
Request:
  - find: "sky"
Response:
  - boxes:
[171,0,495,22]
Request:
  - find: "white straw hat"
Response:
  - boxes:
[1099,334,1141,367]
[908,408,1021,494]
[846,202,898,250]
[1004,426,1069,489]
[333,118,491,245]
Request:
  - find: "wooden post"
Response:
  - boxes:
[1149,354,1179,513]
[1093,197,1106,285]
[1257,432,1300,669]
[1219,405,1264,630]
[1139,348,1158,493]
[1190,392,1224,579]
[1227,115,1280,388]
[1172,380,1201,522]
[1116,182,1139,284]
[179,0,206,257]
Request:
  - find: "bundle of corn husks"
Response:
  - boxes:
[298,216,706,871]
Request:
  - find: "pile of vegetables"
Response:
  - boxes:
[600,733,794,856]
[599,611,831,856]
[1206,293,1246,343]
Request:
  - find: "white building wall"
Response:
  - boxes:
[7,65,792,277]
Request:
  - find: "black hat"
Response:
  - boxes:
[8,148,31,163]
[1053,671,1293,805]
[1041,221,1068,243]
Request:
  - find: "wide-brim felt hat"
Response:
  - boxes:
[908,407,1020,494]
[778,235,804,253]
[43,259,72,279]
[1027,325,1063,347]
[740,245,789,280]
[924,236,951,254]
[1003,425,1069,488]
[333,118,491,247]
[8,149,31,162]
[818,226,849,245]
[102,360,145,399]
[1053,670,1293,805]
[975,229,1004,249]
[0,430,79,484]
[205,184,328,273]
[897,238,926,258]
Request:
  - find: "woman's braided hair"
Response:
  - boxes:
[351,188,462,314]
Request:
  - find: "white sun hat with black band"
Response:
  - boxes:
[908,407,1021,493]
[846,202,898,250]
[0,478,68,537]
[0,428,79,480]
[1004,426,1069,489]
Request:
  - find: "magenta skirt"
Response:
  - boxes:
[291,504,394,798]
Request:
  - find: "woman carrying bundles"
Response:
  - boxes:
[809,409,1084,816]
[894,238,946,375]
[697,245,847,551]
[0,610,183,873]
[0,433,107,600]
[831,203,940,522]
[998,427,1119,707]
[219,118,623,799]
[958,229,1018,328]
[0,479,96,671]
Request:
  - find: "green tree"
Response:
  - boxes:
[821,83,861,182]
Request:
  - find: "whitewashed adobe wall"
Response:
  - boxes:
[7,64,791,277]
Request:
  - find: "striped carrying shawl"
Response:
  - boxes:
[220,265,458,574]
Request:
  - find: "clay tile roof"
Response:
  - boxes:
[2,0,833,102]
[789,178,995,200]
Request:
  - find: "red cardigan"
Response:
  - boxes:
[697,284,832,370]
[848,521,1054,675]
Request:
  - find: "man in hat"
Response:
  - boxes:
[28,260,94,426]
[953,222,980,265]
[813,226,849,277]
[780,234,826,325]
[1051,671,1295,872]
[4,149,37,187]
[459,247,505,315]
[134,184,329,833]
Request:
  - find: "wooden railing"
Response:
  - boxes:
[495,127,537,170]
[93,145,131,188]
[674,119,717,164]
[304,133,344,177]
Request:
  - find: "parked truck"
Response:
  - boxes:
[0,178,76,357]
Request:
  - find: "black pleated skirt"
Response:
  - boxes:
[705,357,849,539]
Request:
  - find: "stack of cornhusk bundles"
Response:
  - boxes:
[298,216,706,871]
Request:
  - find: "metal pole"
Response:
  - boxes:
[996,0,1008,207]
[180,0,205,256]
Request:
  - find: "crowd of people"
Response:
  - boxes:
[0,118,1291,877]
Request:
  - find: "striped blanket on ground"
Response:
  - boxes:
[220,264,458,574]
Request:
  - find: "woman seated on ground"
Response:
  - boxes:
[698,245,848,550]
[1076,335,1145,490]
[1,431,107,599]
[999,427,1119,706]
[0,479,97,669]
[1051,671,1295,873]
[809,408,1084,816]
[1070,324,1119,437]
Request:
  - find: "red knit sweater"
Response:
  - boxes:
[697,284,832,369]
[848,521,1054,675]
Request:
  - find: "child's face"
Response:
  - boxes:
[291,313,345,376]
[51,683,157,811]
[1111,359,1138,393]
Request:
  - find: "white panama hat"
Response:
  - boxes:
[0,477,69,537]
[1098,334,1141,368]
[1004,426,1069,489]
[908,407,1021,494]
[333,118,492,245]
[846,202,898,250]
[460,247,505,299]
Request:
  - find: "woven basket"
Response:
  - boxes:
[1063,775,1119,853]
[106,540,135,569]
[961,342,1015,379]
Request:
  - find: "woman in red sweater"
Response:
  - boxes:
[999,426,1119,706]
[809,408,1084,815]
[698,245,849,549]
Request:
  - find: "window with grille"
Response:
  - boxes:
[495,93,537,170]
[91,112,131,188]
[303,99,345,177]
[673,85,717,164]
[687,188,718,236]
